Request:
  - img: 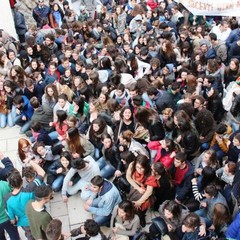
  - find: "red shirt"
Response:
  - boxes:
[174,164,189,185]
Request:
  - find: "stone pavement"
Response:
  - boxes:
[0,125,96,239]
[0,126,157,239]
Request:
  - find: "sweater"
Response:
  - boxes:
[110,205,140,236]
[0,181,11,224]
[5,189,34,226]
[89,180,122,217]
[26,200,52,239]
[61,155,100,196]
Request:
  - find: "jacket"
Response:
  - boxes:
[31,105,53,132]
[210,125,232,153]
[159,200,189,232]
[181,130,200,155]
[102,145,122,170]
[170,161,194,202]
[155,90,176,113]
[147,120,165,141]
[0,157,14,181]
[32,5,51,27]
[148,141,174,168]
[226,212,240,240]
[13,10,27,35]
[110,205,140,236]
[33,129,53,146]
[24,84,44,104]
[18,95,34,120]
[89,180,122,217]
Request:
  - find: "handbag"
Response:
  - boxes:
[113,175,130,200]
[128,188,156,211]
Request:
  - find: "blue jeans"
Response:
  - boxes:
[211,144,225,166]
[0,113,7,128]
[94,148,101,160]
[0,220,20,240]
[8,106,16,127]
[195,208,212,227]
[14,115,31,134]
[52,175,65,192]
[92,198,111,226]
[97,157,115,179]
[48,131,58,140]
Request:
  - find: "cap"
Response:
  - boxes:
[38,0,44,3]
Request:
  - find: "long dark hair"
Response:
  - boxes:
[152,162,174,188]
[56,110,68,128]
[135,106,160,128]
[67,127,86,156]
[72,96,85,115]
[101,133,113,160]
[118,200,135,221]
[163,200,182,220]
[132,154,151,180]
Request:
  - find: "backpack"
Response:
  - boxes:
[0,29,20,53]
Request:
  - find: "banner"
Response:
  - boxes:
[179,0,240,16]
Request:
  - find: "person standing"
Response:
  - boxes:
[0,180,20,240]
[26,185,53,240]
[13,2,27,44]
[32,0,51,28]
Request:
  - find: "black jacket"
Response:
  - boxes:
[0,157,14,181]
[31,106,53,132]
[170,161,194,202]
[147,120,165,141]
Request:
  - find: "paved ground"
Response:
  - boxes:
[0,126,157,239]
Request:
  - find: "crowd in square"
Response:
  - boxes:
[1,0,240,239]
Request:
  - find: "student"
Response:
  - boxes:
[13,95,34,134]
[46,219,64,240]
[0,151,14,181]
[61,156,100,202]
[70,219,107,240]
[0,180,20,240]
[110,200,140,239]
[84,175,122,226]
[5,169,35,240]
[181,213,202,240]
[170,152,195,209]
[26,185,53,240]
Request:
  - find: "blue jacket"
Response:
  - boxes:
[89,180,122,217]
[0,157,14,181]
[226,211,240,240]
[226,28,240,49]
[20,96,34,120]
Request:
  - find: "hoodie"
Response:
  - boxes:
[19,96,34,120]
[89,180,122,217]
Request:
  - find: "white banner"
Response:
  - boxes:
[179,0,240,16]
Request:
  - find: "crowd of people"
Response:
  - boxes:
[0,0,240,239]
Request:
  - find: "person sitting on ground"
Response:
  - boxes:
[61,156,100,202]
[83,175,122,226]
[69,219,107,240]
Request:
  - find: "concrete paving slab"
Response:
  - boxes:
[50,200,68,218]
[67,194,92,225]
